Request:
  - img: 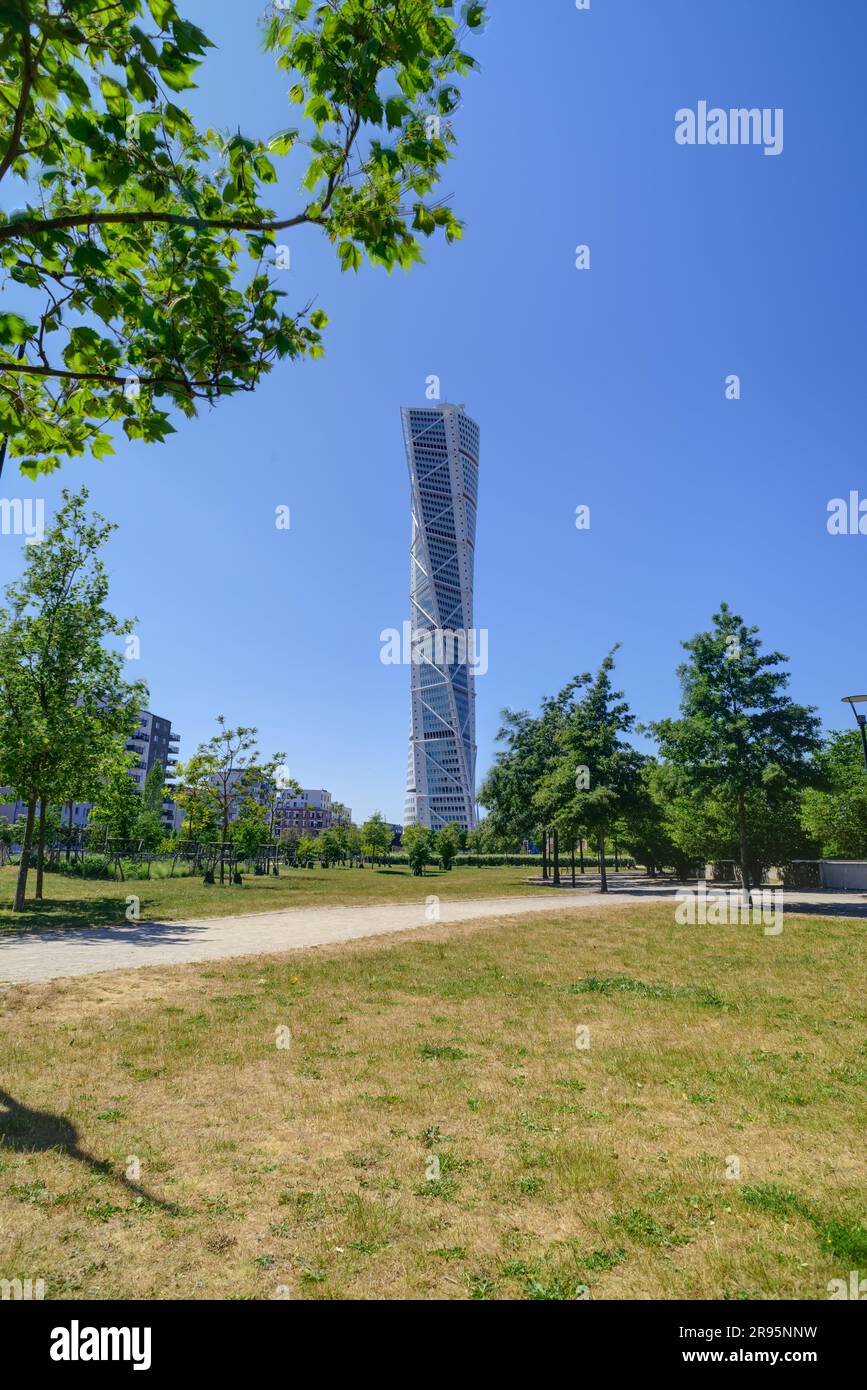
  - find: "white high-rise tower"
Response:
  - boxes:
[402,403,479,831]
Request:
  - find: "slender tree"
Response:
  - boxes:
[403,823,432,876]
[0,489,145,909]
[541,651,643,895]
[360,811,392,865]
[651,604,821,896]
[435,820,461,871]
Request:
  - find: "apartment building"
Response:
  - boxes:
[274,788,353,838]
[0,708,181,834]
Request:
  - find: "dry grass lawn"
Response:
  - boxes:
[0,902,864,1300]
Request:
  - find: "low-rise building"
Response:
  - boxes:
[274,788,353,838]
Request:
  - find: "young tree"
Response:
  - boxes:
[141,759,166,816]
[479,682,581,880]
[360,811,391,865]
[172,752,219,843]
[176,717,285,850]
[295,833,318,867]
[651,604,821,895]
[344,824,362,863]
[403,823,432,876]
[261,769,301,839]
[279,824,301,855]
[0,489,145,909]
[318,827,343,868]
[88,753,143,845]
[229,799,270,862]
[435,820,461,870]
[134,807,164,854]
[541,651,643,894]
[0,0,486,478]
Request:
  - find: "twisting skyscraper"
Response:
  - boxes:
[402,402,480,831]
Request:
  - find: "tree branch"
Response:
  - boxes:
[0,206,320,243]
[0,360,257,395]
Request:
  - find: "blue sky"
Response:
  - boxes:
[1,0,865,823]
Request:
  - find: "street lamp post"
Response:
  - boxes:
[842,696,867,775]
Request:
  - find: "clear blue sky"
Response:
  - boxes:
[1,0,865,823]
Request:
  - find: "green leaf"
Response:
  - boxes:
[338,241,362,273]
[267,129,299,156]
[100,75,129,115]
[0,313,36,345]
[385,96,412,130]
[304,95,331,128]
[148,0,177,29]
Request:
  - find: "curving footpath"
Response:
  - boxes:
[0,882,863,985]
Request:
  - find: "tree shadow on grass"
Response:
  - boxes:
[0,894,138,934]
[371,868,437,877]
[0,1088,181,1214]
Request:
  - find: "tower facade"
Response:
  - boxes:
[402,403,479,831]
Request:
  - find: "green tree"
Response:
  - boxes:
[541,651,643,894]
[89,752,144,844]
[0,0,486,477]
[344,824,362,862]
[360,810,391,865]
[435,820,461,870]
[295,833,318,866]
[651,604,821,894]
[403,822,432,876]
[134,807,164,853]
[263,769,301,838]
[0,816,16,866]
[801,730,867,858]
[230,798,270,861]
[0,488,145,908]
[176,717,284,848]
[661,775,816,881]
[172,750,218,842]
[479,682,581,880]
[141,758,165,814]
[318,826,343,867]
[800,728,867,856]
[131,756,167,850]
[619,760,683,878]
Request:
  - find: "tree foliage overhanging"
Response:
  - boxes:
[0,0,486,475]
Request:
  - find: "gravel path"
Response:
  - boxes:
[0,890,632,984]
[0,882,862,984]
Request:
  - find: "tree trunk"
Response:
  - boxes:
[13,791,38,912]
[571,842,576,887]
[552,829,560,885]
[614,840,620,872]
[599,830,608,894]
[35,799,47,899]
[579,838,585,874]
[541,830,548,881]
[66,798,73,861]
[736,790,751,901]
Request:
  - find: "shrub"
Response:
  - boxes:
[46,854,112,880]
